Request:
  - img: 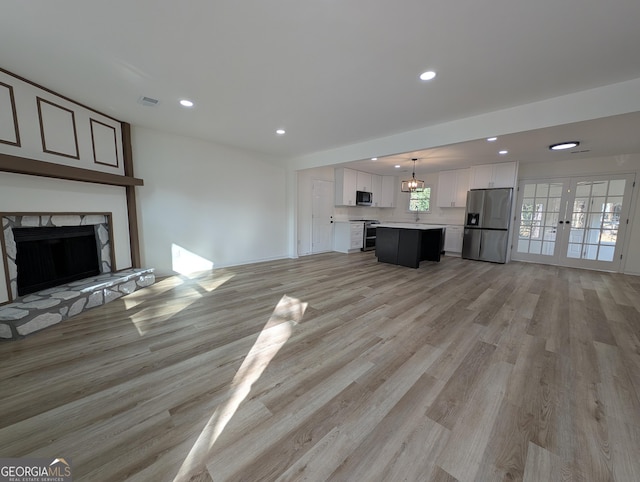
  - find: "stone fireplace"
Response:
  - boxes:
[0,213,154,340]
[2,213,112,302]
[0,68,150,340]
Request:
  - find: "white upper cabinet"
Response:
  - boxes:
[492,162,518,188]
[335,167,358,206]
[356,171,373,192]
[335,169,395,208]
[437,168,470,208]
[470,164,493,189]
[380,176,396,208]
[469,161,517,189]
[371,174,382,207]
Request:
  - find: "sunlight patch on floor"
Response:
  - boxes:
[173,294,308,481]
[126,269,236,336]
[123,275,185,310]
[129,287,202,336]
[192,270,236,293]
[172,243,214,278]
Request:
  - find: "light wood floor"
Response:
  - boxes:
[2,253,640,481]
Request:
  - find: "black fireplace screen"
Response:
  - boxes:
[13,225,101,296]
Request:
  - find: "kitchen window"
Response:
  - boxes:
[408,186,432,213]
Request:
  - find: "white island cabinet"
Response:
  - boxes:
[334,221,364,253]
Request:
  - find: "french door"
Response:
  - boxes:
[512,174,635,271]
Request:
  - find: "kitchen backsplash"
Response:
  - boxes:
[334,205,465,225]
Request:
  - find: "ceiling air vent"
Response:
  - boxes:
[138,96,160,107]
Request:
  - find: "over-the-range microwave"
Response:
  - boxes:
[356,190,372,206]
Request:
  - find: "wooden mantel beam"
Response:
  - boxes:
[0,152,144,187]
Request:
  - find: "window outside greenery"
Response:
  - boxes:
[409,187,431,212]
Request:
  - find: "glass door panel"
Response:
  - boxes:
[513,180,569,263]
[561,175,633,270]
[512,174,634,271]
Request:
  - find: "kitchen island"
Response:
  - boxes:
[375,224,446,268]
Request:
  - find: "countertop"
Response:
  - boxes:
[376,223,448,230]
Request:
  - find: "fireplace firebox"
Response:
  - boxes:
[14,225,101,296]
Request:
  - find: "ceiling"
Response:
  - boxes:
[1,0,640,167]
[337,111,640,175]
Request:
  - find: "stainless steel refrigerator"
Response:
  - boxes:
[462,188,513,263]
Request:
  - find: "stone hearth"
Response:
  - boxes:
[0,268,155,340]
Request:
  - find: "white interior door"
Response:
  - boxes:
[311,179,334,253]
[513,179,570,265]
[512,174,635,271]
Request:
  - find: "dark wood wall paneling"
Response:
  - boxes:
[0,81,21,147]
[90,118,120,168]
[121,123,141,268]
[36,97,80,160]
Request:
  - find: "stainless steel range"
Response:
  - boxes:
[361,220,379,251]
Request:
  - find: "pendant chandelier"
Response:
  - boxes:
[401,158,425,192]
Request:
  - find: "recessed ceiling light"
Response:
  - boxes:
[394,165,401,168]
[487,137,497,142]
[276,129,286,135]
[419,70,436,81]
[549,141,580,150]
[499,150,508,155]
[371,157,378,161]
[179,99,194,107]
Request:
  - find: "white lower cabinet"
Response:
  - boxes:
[334,221,364,253]
[444,225,464,254]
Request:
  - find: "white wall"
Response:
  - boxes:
[518,154,640,275]
[132,127,289,276]
[0,172,132,303]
